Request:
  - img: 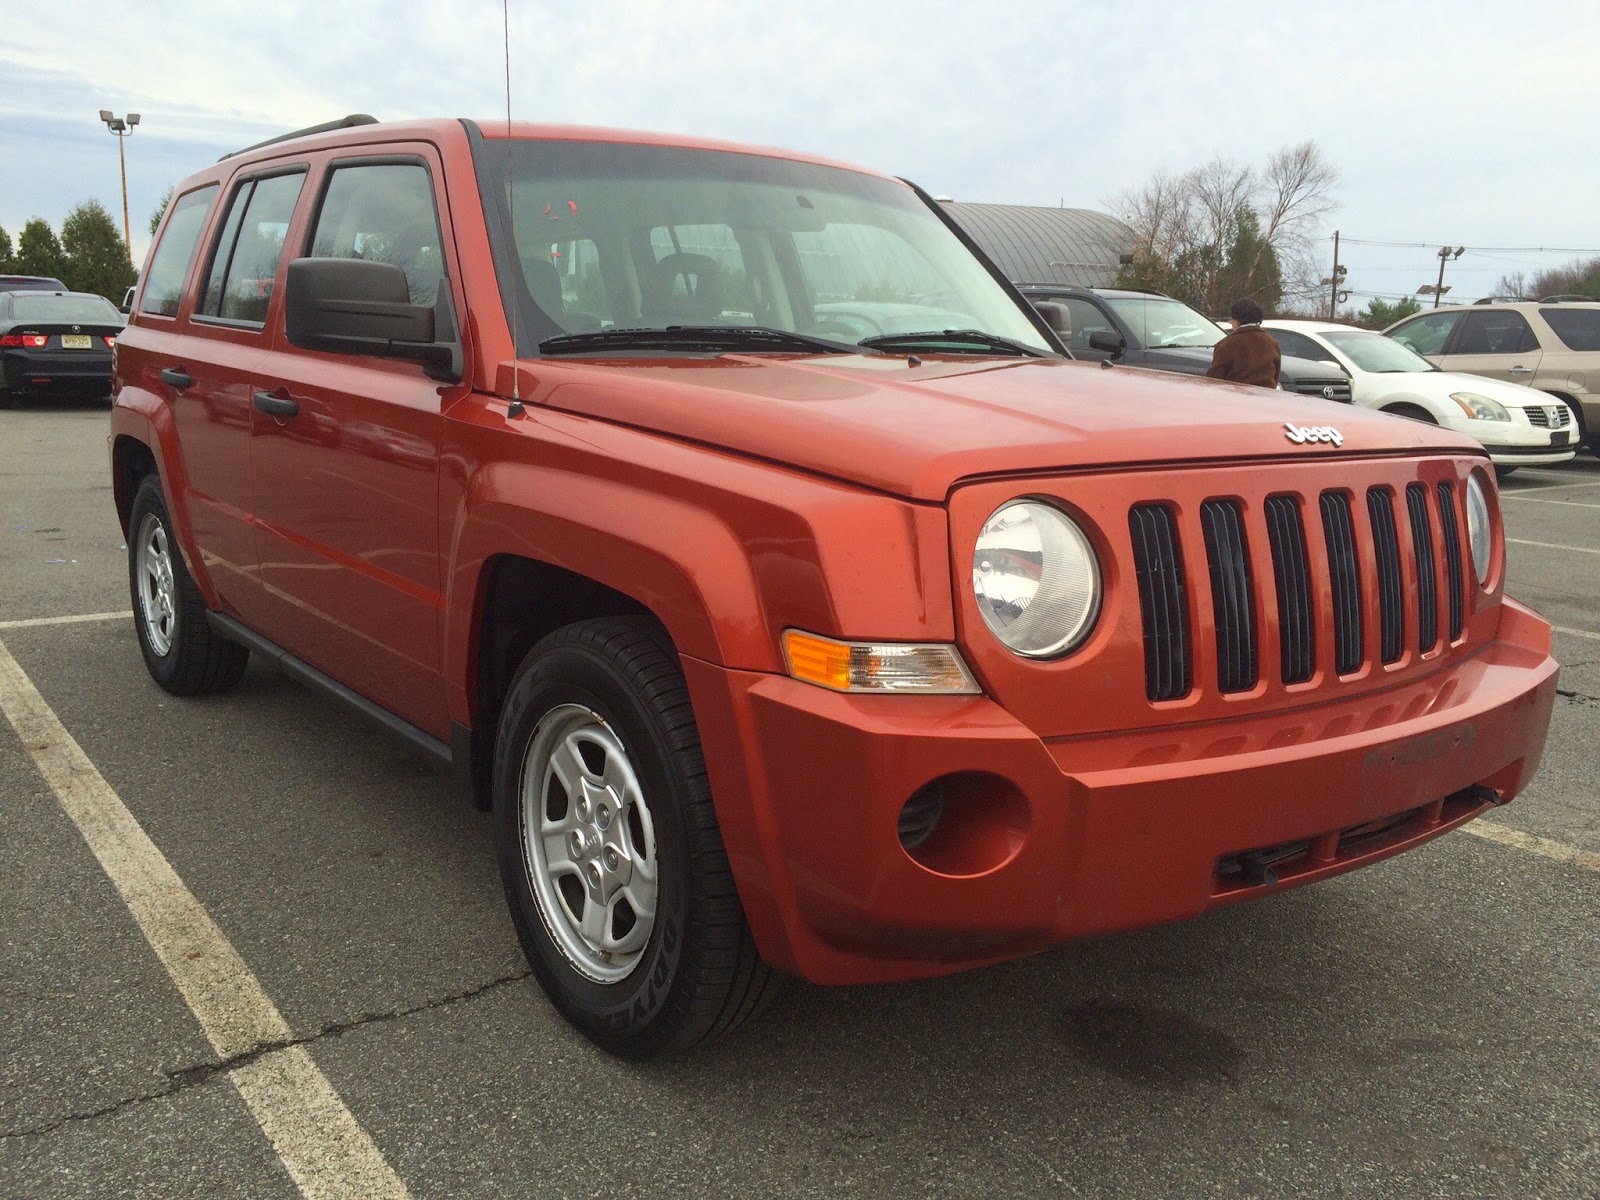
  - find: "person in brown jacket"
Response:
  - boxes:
[1206,297,1281,389]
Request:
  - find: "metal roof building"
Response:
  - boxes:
[939,203,1136,288]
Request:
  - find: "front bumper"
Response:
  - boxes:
[686,600,1557,985]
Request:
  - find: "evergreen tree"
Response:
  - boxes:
[149,186,174,237]
[1354,296,1422,330]
[61,199,136,301]
[16,218,68,282]
[0,225,14,273]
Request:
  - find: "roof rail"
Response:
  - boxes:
[219,114,379,161]
[1540,294,1594,303]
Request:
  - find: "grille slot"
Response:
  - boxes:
[1406,483,1439,652]
[1436,481,1465,641]
[1319,491,1365,675]
[1200,500,1258,693]
[1129,504,1191,701]
[1264,495,1315,684]
[1367,488,1405,663]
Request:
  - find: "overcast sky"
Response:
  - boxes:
[4,0,1597,305]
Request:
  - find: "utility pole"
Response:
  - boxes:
[98,110,141,260]
[1321,231,1346,320]
[1328,231,1340,319]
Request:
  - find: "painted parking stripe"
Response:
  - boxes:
[0,610,133,630]
[1554,625,1600,643]
[1507,538,1600,556]
[0,637,411,1200]
[1499,495,1600,509]
[1461,820,1600,874]
[1500,478,1600,496]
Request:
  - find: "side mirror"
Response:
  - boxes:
[1088,329,1126,360]
[1031,300,1071,339]
[284,257,460,381]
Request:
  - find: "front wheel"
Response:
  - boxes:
[494,616,778,1058]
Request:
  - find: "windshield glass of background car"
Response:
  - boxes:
[11,293,123,323]
[1540,307,1600,351]
[1323,331,1435,372]
[483,139,1052,355]
[1104,297,1222,348]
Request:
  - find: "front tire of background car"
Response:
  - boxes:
[1494,466,1517,480]
[127,473,249,696]
[1383,403,1438,425]
[493,615,779,1059]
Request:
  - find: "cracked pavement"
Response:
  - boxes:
[2,407,1597,1199]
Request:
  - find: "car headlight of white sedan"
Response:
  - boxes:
[1450,392,1511,422]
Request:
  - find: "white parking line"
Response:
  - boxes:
[1554,626,1600,643]
[1499,495,1600,509]
[1500,478,1600,496]
[1507,538,1600,556]
[0,610,133,630]
[0,637,410,1200]
[1461,820,1600,874]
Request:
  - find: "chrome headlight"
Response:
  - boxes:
[1465,472,1493,585]
[1450,392,1510,422]
[972,500,1101,658]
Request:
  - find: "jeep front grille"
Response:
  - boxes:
[1129,479,1470,701]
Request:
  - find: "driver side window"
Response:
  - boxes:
[1271,330,1337,363]
[1389,311,1461,357]
[1061,297,1113,354]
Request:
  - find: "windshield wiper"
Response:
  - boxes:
[856,329,1046,357]
[539,325,861,356]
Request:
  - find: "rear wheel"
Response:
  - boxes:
[494,616,778,1058]
[127,474,249,695]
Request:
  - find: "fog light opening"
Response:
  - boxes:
[898,771,1031,878]
[897,782,946,852]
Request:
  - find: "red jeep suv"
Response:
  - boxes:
[110,116,1558,1057]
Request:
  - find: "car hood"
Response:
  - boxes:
[1358,370,1563,410]
[520,354,1480,501]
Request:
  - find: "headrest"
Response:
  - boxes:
[642,252,724,323]
[522,257,563,315]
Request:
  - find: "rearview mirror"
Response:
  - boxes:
[284,258,460,381]
[1031,300,1071,338]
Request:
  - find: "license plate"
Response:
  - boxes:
[1552,431,1570,447]
[60,335,92,349]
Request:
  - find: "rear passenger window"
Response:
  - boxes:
[1540,307,1600,351]
[1453,311,1538,355]
[308,163,444,306]
[198,171,306,325]
[139,186,218,317]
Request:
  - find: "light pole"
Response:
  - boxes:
[1424,245,1465,309]
[98,110,141,259]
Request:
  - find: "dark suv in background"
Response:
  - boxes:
[1022,285,1352,401]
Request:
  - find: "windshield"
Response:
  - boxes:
[10,293,122,323]
[1105,296,1223,348]
[1323,330,1434,373]
[476,137,1054,357]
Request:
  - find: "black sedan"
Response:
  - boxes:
[0,291,124,407]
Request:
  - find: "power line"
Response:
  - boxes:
[1338,236,1600,254]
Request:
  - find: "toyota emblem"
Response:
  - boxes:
[1322,385,1337,399]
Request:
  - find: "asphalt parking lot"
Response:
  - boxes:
[2,401,1596,1200]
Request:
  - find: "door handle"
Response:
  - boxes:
[159,367,193,389]
[1507,366,1533,375]
[253,390,300,418]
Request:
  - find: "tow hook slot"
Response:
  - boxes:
[1237,854,1279,887]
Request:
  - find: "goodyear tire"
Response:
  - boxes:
[127,473,249,695]
[494,616,778,1058]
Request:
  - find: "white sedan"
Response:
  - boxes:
[1263,320,1576,473]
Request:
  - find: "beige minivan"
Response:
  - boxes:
[1384,300,1600,453]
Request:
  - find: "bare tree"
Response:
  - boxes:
[1106,142,1341,315]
